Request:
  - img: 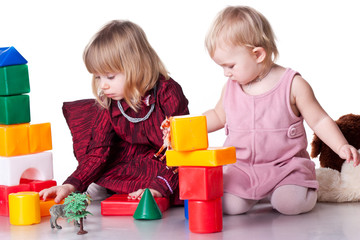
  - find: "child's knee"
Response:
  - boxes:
[222,192,257,215]
[271,185,317,215]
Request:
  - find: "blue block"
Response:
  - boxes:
[184,199,189,219]
[0,47,28,67]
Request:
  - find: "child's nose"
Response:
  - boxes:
[224,68,231,77]
[100,80,110,90]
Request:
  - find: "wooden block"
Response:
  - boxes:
[0,123,30,157]
[101,194,169,216]
[179,166,223,200]
[166,147,236,167]
[170,115,208,151]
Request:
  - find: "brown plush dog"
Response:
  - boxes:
[311,114,360,172]
[310,114,360,202]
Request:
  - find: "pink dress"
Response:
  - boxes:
[222,68,319,200]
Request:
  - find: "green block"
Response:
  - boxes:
[133,189,162,220]
[0,64,30,96]
[0,95,30,124]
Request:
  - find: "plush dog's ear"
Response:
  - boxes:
[310,134,323,158]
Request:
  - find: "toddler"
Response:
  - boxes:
[203,6,359,215]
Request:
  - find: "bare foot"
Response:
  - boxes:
[128,188,162,200]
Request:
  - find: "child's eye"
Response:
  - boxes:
[94,76,100,79]
[107,75,115,80]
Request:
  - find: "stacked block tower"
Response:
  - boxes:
[166,115,236,233]
[0,47,56,221]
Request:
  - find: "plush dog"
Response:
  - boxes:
[310,114,360,202]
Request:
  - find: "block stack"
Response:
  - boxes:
[166,115,236,233]
[0,46,56,220]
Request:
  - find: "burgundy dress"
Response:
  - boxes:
[63,77,189,197]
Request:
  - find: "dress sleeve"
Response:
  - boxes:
[159,79,189,117]
[63,108,115,192]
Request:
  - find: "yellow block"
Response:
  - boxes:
[0,124,30,157]
[28,123,52,153]
[170,115,208,151]
[39,198,63,217]
[166,147,236,166]
[9,191,41,225]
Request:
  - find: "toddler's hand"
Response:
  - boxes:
[339,144,360,167]
[39,184,76,203]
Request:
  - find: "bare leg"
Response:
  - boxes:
[128,188,163,200]
[271,185,317,215]
[222,192,258,215]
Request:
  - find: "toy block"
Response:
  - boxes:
[179,166,223,200]
[188,198,223,233]
[170,115,208,151]
[0,64,30,96]
[0,94,30,125]
[0,184,31,216]
[28,123,52,153]
[20,179,57,192]
[9,191,41,225]
[133,189,162,220]
[184,199,189,219]
[101,194,169,216]
[0,46,28,67]
[0,123,52,157]
[0,151,53,186]
[39,198,64,217]
[166,146,236,167]
[0,123,30,157]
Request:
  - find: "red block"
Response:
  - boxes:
[179,166,223,200]
[28,180,57,192]
[0,184,31,216]
[101,194,170,216]
[188,198,223,233]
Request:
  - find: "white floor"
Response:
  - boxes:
[0,200,359,240]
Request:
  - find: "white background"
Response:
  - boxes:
[1,0,359,184]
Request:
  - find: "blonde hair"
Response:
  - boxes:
[83,20,169,111]
[205,6,278,71]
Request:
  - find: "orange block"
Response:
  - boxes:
[166,147,236,167]
[170,115,208,151]
[39,198,63,217]
[0,124,30,157]
[28,123,52,153]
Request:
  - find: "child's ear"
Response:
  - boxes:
[252,47,266,63]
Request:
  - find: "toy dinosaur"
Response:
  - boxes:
[49,193,91,234]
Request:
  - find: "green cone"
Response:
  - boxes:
[133,189,162,220]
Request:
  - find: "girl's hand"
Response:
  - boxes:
[39,184,76,203]
[338,144,360,167]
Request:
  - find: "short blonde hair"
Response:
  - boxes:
[83,20,169,111]
[206,6,278,69]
